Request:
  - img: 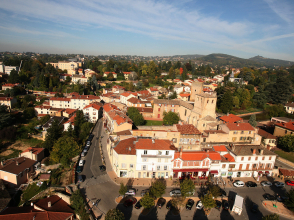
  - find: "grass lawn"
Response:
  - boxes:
[22,138,44,147]
[144,120,163,126]
[274,150,294,163]
[4,149,22,160]
[20,182,47,205]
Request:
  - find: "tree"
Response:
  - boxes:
[278,135,294,152]
[129,72,138,81]
[248,114,257,127]
[23,107,35,119]
[136,81,143,90]
[43,119,63,151]
[232,96,240,108]
[180,179,195,197]
[70,189,89,220]
[79,122,93,142]
[74,110,86,137]
[201,192,216,210]
[169,91,177,99]
[50,136,80,165]
[208,185,221,198]
[170,196,185,211]
[285,189,294,212]
[127,107,145,126]
[105,209,125,220]
[39,115,50,125]
[150,180,166,198]
[220,90,233,113]
[262,214,279,220]
[8,69,20,83]
[0,104,13,130]
[107,72,114,81]
[163,111,180,125]
[140,193,154,209]
[119,183,128,195]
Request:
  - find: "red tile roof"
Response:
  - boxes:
[104,72,116,75]
[220,114,243,123]
[0,211,73,220]
[34,195,74,213]
[212,83,218,86]
[149,87,158,91]
[113,85,125,89]
[83,103,101,111]
[0,97,13,101]
[135,139,175,150]
[213,145,227,152]
[71,95,99,100]
[123,72,132,74]
[257,129,277,139]
[275,121,294,132]
[0,157,36,175]
[103,103,118,112]
[226,123,255,131]
[179,93,190,97]
[134,107,153,113]
[2,83,18,87]
[127,97,143,104]
[114,138,137,155]
[64,108,76,115]
[176,124,201,135]
[222,153,235,162]
[174,151,221,161]
[279,168,294,176]
[22,147,44,155]
[50,97,71,101]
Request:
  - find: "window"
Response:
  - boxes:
[158,158,161,162]
[207,100,209,103]
[143,158,147,162]
[166,151,169,155]
[262,156,265,160]
[247,137,250,140]
[203,124,205,127]
[144,150,147,155]
[234,131,238,134]
[253,164,257,168]
[222,164,226,168]
[269,156,272,160]
[143,165,146,170]
[172,105,174,107]
[93,117,96,119]
[157,166,160,170]
[249,131,252,134]
[158,151,162,155]
[240,137,243,141]
[130,164,134,168]
[229,164,235,168]
[212,100,214,104]
[121,163,126,168]
[164,166,167,170]
[285,130,287,134]
[158,108,160,111]
[241,131,244,134]
[93,112,96,115]
[171,109,175,112]
[241,157,244,161]
[165,158,168,163]
[248,157,251,161]
[255,157,258,160]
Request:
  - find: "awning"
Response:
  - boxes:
[265,171,270,174]
[173,169,209,172]
[258,171,263,174]
[210,170,218,174]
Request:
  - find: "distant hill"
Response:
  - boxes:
[249,55,294,67]
[171,54,205,59]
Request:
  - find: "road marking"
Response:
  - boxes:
[90,147,96,176]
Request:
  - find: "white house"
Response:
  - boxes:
[83,103,102,123]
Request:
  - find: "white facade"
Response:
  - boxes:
[83,105,100,122]
[120,94,136,105]
[5,66,19,75]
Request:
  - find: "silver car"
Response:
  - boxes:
[261,181,272,187]
[125,189,136,196]
[170,189,181,196]
[274,182,285,188]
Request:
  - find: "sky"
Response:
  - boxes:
[0,0,294,61]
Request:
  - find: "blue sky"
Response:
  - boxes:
[0,0,294,61]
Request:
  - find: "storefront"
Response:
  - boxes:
[173,168,209,178]
[209,170,218,176]
[120,171,128,177]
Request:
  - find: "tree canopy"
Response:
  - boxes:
[150,179,166,198]
[105,209,125,220]
[140,193,155,209]
[180,179,195,197]
[127,107,145,126]
[163,111,180,125]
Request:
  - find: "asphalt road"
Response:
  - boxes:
[275,159,294,170]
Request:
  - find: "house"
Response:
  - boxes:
[112,85,125,93]
[257,129,277,149]
[135,139,176,178]
[148,87,159,97]
[47,61,81,75]
[84,69,96,78]
[172,150,222,178]
[273,121,294,137]
[178,93,190,101]
[4,66,19,75]
[71,75,88,84]
[103,72,117,79]
[63,114,76,131]
[134,107,153,118]
[0,97,17,110]
[0,157,36,187]
[126,97,147,108]
[21,147,45,162]
[83,103,103,122]
[34,105,51,116]
[284,102,294,114]
[123,72,131,80]
[1,83,20,90]
[219,114,243,124]
[43,116,66,131]
[176,124,202,151]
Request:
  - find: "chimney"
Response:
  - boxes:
[48,201,51,208]
[227,112,229,116]
[152,139,155,144]
[236,123,239,126]
[16,160,19,166]
[260,149,264,155]
[129,147,131,151]
[253,149,256,155]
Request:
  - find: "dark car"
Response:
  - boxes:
[186,199,195,210]
[99,165,106,171]
[223,200,229,211]
[124,197,137,207]
[135,200,142,209]
[76,165,83,173]
[141,189,150,197]
[166,200,172,210]
[277,195,289,202]
[246,181,257,187]
[215,200,222,210]
[219,188,227,197]
[157,198,166,209]
[263,193,276,201]
[251,203,258,213]
[77,175,84,183]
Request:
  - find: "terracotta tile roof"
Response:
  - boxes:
[176,124,201,135]
[229,145,276,156]
[212,83,218,86]
[35,105,51,109]
[123,72,132,74]
[137,90,151,96]
[149,87,158,91]
[220,114,243,123]
[0,157,36,175]
[275,121,294,132]
[64,114,76,126]
[133,107,153,113]
[116,130,132,136]
[114,138,137,155]
[103,103,118,112]
[104,72,116,75]
[71,95,100,100]
[0,211,73,220]
[2,83,18,87]
[226,123,255,131]
[108,110,132,125]
[50,97,71,101]
[22,147,44,155]
[179,93,190,97]
[39,174,51,180]
[0,97,13,101]
[127,97,143,104]
[285,102,294,108]
[113,85,125,89]
[257,129,277,139]
[83,103,102,111]
[174,151,221,161]
[279,168,294,176]
[64,108,76,115]
[37,114,48,117]
[213,145,227,152]
[222,153,235,162]
[135,139,176,150]
[34,195,74,213]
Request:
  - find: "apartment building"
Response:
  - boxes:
[48,61,81,75]
[273,121,294,137]
[1,83,20,90]
[284,102,294,114]
[21,147,45,162]
[83,103,103,123]
[120,92,137,105]
[0,97,17,110]
[4,66,19,75]
[176,124,202,151]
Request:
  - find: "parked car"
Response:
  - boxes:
[86,141,91,147]
[99,165,106,171]
[219,188,227,197]
[170,189,181,196]
[251,203,259,213]
[261,181,272,187]
[84,145,89,150]
[263,193,276,201]
[135,200,142,209]
[81,151,87,157]
[79,160,84,166]
[77,175,84,183]
[124,197,137,207]
[277,195,289,202]
[286,180,294,186]
[196,200,203,209]
[187,190,195,196]
[125,189,136,196]
[157,198,166,209]
[274,182,285,188]
[166,200,172,210]
[186,199,195,210]
[215,200,222,210]
[246,181,257,187]
[76,165,83,173]
[141,189,150,197]
[223,200,230,211]
[233,181,245,187]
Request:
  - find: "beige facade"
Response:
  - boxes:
[48,61,81,75]
[273,125,294,137]
[0,97,17,110]
[112,152,136,178]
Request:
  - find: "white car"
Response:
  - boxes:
[274,182,285,188]
[79,160,84,166]
[261,181,272,187]
[125,189,136,196]
[196,200,203,209]
[170,189,181,196]
[86,141,91,147]
[233,181,245,187]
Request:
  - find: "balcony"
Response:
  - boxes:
[141,155,172,158]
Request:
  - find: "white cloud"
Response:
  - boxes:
[264,0,294,25]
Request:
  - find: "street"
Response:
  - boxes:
[79,120,292,220]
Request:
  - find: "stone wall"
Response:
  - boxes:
[277,158,294,168]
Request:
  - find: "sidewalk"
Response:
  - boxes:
[263,200,294,219]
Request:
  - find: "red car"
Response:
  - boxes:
[286,180,294,186]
